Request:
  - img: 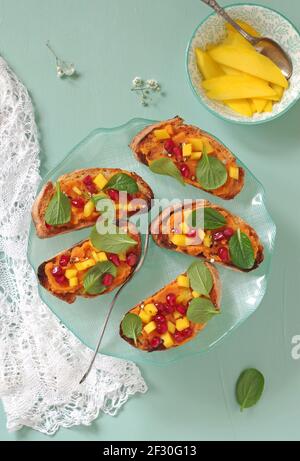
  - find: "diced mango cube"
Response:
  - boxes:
[154,129,170,140]
[191,152,202,160]
[161,332,174,349]
[165,124,174,135]
[144,321,157,335]
[93,173,108,190]
[75,259,96,271]
[179,222,190,234]
[174,311,182,320]
[182,143,192,157]
[167,321,176,334]
[97,252,108,262]
[72,186,82,196]
[192,291,201,299]
[229,166,239,180]
[119,252,127,261]
[65,269,78,280]
[203,140,214,154]
[144,303,158,316]
[189,138,203,151]
[198,228,205,241]
[84,200,95,218]
[203,234,212,248]
[172,132,186,144]
[176,289,192,304]
[176,317,190,332]
[139,310,152,324]
[177,275,190,288]
[92,251,99,261]
[69,277,78,288]
[170,234,187,246]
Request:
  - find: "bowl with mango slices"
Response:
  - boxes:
[186,3,300,124]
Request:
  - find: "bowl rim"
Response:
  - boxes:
[186,2,300,125]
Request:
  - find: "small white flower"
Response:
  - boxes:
[147,79,159,90]
[132,76,143,88]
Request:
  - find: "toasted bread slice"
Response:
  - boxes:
[130,116,244,199]
[38,222,141,304]
[151,200,264,272]
[120,262,221,352]
[32,168,154,238]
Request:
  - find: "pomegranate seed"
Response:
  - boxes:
[173,146,182,161]
[86,182,97,194]
[109,254,121,267]
[164,304,175,314]
[154,314,166,324]
[55,274,68,285]
[52,266,63,277]
[83,175,93,185]
[126,253,137,267]
[164,139,175,154]
[166,293,177,306]
[223,227,234,239]
[176,304,187,315]
[102,273,114,287]
[59,254,70,267]
[45,223,52,230]
[150,337,161,349]
[174,331,184,343]
[71,197,85,209]
[213,231,224,242]
[156,323,168,334]
[182,327,193,338]
[107,189,119,201]
[218,247,229,262]
[155,303,167,314]
[179,163,190,179]
[186,229,197,238]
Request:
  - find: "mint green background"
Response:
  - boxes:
[1,0,300,441]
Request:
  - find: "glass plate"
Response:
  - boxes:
[27,118,276,365]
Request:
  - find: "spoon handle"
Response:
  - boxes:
[200,0,256,45]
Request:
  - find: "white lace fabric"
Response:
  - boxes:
[0,57,147,435]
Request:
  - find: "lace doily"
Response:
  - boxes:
[0,57,147,436]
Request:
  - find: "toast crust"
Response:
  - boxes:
[120,262,221,352]
[130,116,244,200]
[151,200,264,272]
[37,221,141,304]
[32,168,154,238]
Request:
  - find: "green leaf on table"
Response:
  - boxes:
[149,158,185,186]
[90,225,138,254]
[196,147,228,190]
[45,182,71,226]
[121,313,142,345]
[83,261,117,295]
[187,297,220,324]
[104,173,139,194]
[229,228,255,270]
[236,368,265,412]
[187,261,213,297]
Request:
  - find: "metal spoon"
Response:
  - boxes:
[201,0,293,79]
[79,228,150,384]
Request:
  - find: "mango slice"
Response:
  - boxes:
[203,75,277,100]
[226,20,260,37]
[263,100,273,112]
[252,98,268,113]
[195,48,223,79]
[225,99,253,117]
[209,45,288,89]
[223,30,254,50]
[219,64,244,76]
[270,83,285,99]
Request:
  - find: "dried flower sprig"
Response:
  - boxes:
[131,77,161,106]
[46,41,76,79]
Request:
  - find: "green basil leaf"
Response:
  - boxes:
[229,228,255,270]
[187,261,213,297]
[149,158,185,186]
[188,207,226,230]
[90,225,138,254]
[236,368,265,412]
[45,182,71,226]
[121,313,142,345]
[196,148,228,191]
[83,261,117,295]
[187,297,220,324]
[104,173,139,194]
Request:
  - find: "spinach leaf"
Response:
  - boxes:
[104,173,138,194]
[187,297,220,324]
[236,368,265,412]
[229,229,255,270]
[45,182,71,226]
[83,261,117,295]
[187,261,213,297]
[121,313,142,345]
[196,147,228,190]
[149,158,185,186]
[90,225,138,254]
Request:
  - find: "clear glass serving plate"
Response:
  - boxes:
[27,118,276,365]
